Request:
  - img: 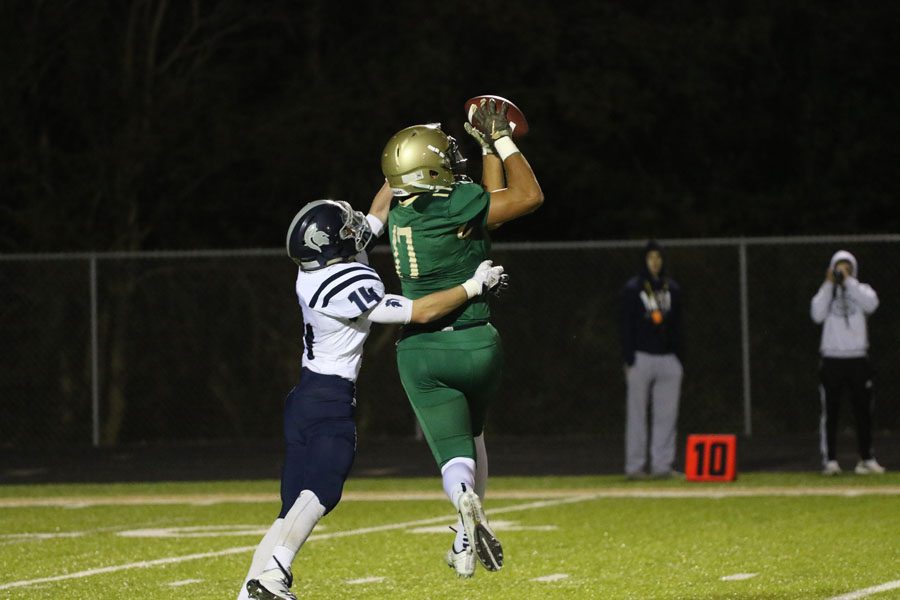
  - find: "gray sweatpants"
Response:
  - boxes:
[625,352,683,476]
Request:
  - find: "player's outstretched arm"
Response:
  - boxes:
[409,260,505,323]
[487,150,543,227]
[367,180,393,227]
[470,99,543,227]
[367,261,507,325]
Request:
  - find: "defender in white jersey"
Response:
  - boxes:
[241,190,507,600]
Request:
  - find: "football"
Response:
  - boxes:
[464,94,529,138]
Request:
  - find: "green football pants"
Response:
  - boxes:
[396,324,503,467]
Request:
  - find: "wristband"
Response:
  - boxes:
[365,213,385,238]
[462,279,482,299]
[494,136,519,161]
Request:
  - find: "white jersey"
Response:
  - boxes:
[295,259,385,382]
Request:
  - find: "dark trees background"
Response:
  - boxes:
[2,0,898,253]
[2,1,899,447]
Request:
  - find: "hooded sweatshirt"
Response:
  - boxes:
[810,250,879,358]
[620,240,683,365]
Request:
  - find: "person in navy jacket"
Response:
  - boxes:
[620,240,684,479]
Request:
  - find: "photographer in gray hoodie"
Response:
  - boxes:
[810,250,884,476]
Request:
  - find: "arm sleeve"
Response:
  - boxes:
[363,214,385,254]
[366,214,385,238]
[365,294,413,325]
[844,277,879,314]
[810,282,833,324]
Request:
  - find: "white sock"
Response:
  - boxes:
[267,545,295,573]
[448,435,488,552]
[263,490,326,572]
[237,518,282,600]
[474,433,488,499]
[443,457,476,553]
[441,457,476,510]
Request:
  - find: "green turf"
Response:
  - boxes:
[1,474,898,599]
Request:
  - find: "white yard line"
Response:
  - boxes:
[0,524,143,546]
[0,545,257,591]
[345,576,385,585]
[721,573,758,581]
[1,487,898,591]
[828,580,900,600]
[0,494,597,591]
[167,579,203,587]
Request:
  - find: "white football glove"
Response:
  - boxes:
[462,260,509,299]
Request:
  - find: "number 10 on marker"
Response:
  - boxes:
[685,434,737,482]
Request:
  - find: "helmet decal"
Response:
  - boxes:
[303,223,331,252]
[401,170,425,184]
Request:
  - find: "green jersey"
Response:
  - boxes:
[389,182,491,328]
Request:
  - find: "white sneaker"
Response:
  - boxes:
[247,559,296,600]
[855,459,886,475]
[457,490,503,572]
[822,460,842,476]
[445,535,476,578]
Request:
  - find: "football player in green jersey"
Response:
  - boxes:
[372,99,543,578]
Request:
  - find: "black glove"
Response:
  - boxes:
[472,98,513,142]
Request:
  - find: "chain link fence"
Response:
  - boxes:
[2,236,898,449]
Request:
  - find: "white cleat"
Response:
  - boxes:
[855,459,886,475]
[445,542,476,578]
[457,490,503,572]
[822,460,842,476]
[246,559,296,600]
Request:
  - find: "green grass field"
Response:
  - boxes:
[1,474,899,599]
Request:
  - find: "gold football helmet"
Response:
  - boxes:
[381,123,467,197]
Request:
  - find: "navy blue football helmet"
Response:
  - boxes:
[286,200,373,271]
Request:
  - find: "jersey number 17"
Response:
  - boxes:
[391,225,419,279]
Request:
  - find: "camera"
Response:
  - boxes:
[832,267,845,285]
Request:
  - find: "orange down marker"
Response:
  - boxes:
[685,434,737,482]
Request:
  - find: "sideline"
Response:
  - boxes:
[1,485,899,508]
